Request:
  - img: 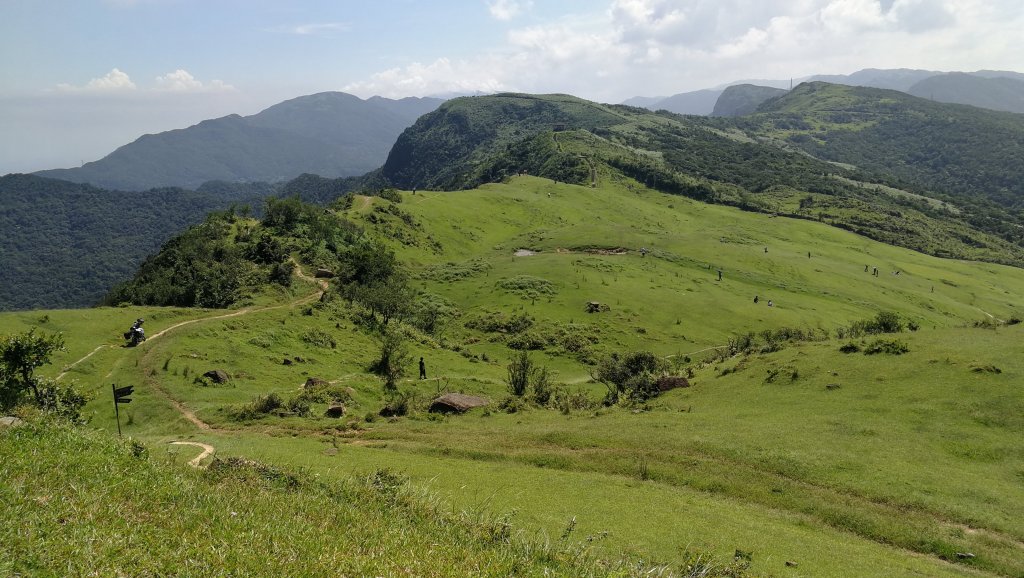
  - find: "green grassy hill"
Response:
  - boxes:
[3,177,1022,577]
[381,92,1024,268]
[2,420,697,577]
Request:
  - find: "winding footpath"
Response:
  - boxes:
[56,263,328,464]
[169,441,215,468]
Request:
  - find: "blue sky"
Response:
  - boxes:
[1,0,1022,173]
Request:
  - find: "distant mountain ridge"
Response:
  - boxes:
[35,92,443,191]
[631,68,1024,117]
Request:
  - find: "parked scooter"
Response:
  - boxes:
[124,318,146,347]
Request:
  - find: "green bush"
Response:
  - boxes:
[863,338,909,355]
[595,351,669,404]
[301,328,337,349]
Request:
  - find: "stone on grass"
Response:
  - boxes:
[429,393,489,414]
[202,369,230,384]
[304,377,329,389]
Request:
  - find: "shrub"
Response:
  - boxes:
[286,398,312,417]
[379,392,411,417]
[301,328,337,349]
[377,188,403,203]
[230,393,285,421]
[506,351,535,397]
[370,328,411,391]
[496,276,556,300]
[839,342,861,353]
[863,338,909,355]
[595,351,669,404]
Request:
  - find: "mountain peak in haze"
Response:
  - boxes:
[34,92,444,191]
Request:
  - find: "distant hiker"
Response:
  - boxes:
[412,188,416,195]
[754,295,759,304]
[865,264,869,272]
[767,300,774,307]
[872,267,878,277]
[419,357,426,380]
[764,246,768,254]
[717,269,722,281]
[808,251,811,259]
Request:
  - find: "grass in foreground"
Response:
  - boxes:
[0,420,751,577]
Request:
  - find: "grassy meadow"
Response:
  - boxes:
[3,176,1023,576]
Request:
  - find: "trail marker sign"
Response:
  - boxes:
[112,384,134,436]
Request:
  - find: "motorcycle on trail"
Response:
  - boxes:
[124,318,146,347]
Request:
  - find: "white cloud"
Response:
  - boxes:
[345,0,1024,102]
[488,0,533,21]
[154,69,234,92]
[56,68,137,92]
[274,22,350,36]
[344,57,510,98]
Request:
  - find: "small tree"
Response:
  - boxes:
[594,351,668,404]
[506,351,534,397]
[371,328,411,392]
[1,329,66,410]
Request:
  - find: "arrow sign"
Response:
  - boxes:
[113,385,134,404]
[112,384,135,437]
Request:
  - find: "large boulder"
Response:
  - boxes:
[428,393,489,414]
[202,369,230,384]
[304,377,329,389]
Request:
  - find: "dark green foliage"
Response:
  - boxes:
[863,338,910,355]
[381,93,624,190]
[377,188,403,203]
[506,351,535,397]
[836,311,906,339]
[371,329,411,391]
[379,391,412,417]
[496,275,556,300]
[410,293,460,335]
[839,342,862,353]
[595,351,669,404]
[0,175,271,310]
[106,196,363,308]
[0,329,69,413]
[229,393,284,421]
[300,328,337,349]
[104,213,255,308]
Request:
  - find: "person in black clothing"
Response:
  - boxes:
[419,357,426,379]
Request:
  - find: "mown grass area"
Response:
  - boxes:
[3,420,732,577]
[2,177,1023,577]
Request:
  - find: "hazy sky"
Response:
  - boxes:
[1,0,1022,174]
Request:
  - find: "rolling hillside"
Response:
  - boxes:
[36,92,442,191]
[4,177,1023,576]
[381,91,1024,268]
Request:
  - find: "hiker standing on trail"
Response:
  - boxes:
[717,269,723,281]
[754,295,759,304]
[419,357,426,380]
[873,267,878,277]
